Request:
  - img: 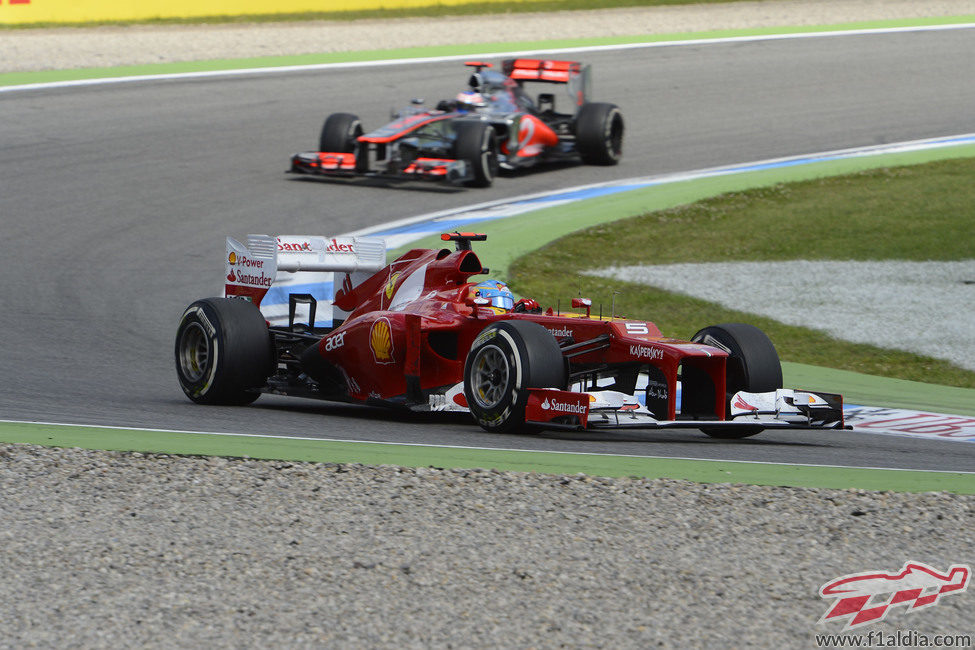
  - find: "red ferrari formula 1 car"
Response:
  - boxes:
[289,59,624,187]
[176,233,844,437]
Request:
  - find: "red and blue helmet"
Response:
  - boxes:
[472,280,514,311]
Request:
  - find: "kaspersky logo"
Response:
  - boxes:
[818,561,970,630]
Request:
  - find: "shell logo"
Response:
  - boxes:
[369,317,395,364]
[228,252,237,264]
[384,272,402,300]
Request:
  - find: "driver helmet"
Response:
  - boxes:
[472,280,514,311]
[455,91,486,111]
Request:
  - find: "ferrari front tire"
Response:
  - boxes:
[454,121,499,187]
[174,298,273,405]
[319,112,363,153]
[690,323,783,439]
[463,321,566,432]
[576,102,624,165]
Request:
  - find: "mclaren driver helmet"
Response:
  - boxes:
[455,91,486,112]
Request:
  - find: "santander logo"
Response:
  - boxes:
[277,240,312,252]
[276,238,355,253]
[325,238,355,253]
[541,397,587,415]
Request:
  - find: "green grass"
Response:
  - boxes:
[1,0,749,29]
[4,422,974,492]
[509,159,975,389]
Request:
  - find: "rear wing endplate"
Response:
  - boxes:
[225,234,386,309]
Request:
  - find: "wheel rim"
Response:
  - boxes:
[470,344,509,409]
[178,322,210,382]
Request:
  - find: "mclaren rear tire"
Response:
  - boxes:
[576,102,624,165]
[454,121,499,187]
[690,323,783,439]
[175,298,273,406]
[463,321,566,432]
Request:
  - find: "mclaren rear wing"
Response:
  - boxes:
[225,234,386,327]
[501,58,591,109]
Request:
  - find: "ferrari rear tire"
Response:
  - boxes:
[454,121,499,187]
[690,323,783,439]
[175,298,273,406]
[576,102,624,165]
[319,112,363,153]
[463,321,566,432]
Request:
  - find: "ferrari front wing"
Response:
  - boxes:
[525,387,846,433]
[426,384,846,434]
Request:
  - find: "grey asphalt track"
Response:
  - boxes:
[2,29,974,471]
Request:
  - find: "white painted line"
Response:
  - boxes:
[3,22,974,94]
[2,418,972,474]
[347,132,975,247]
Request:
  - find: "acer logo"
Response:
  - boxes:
[322,331,346,352]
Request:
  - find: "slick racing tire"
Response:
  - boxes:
[175,298,273,406]
[575,102,624,165]
[454,121,499,187]
[319,112,363,153]
[689,323,783,439]
[463,321,567,433]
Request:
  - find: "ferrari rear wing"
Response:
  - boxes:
[225,234,386,308]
